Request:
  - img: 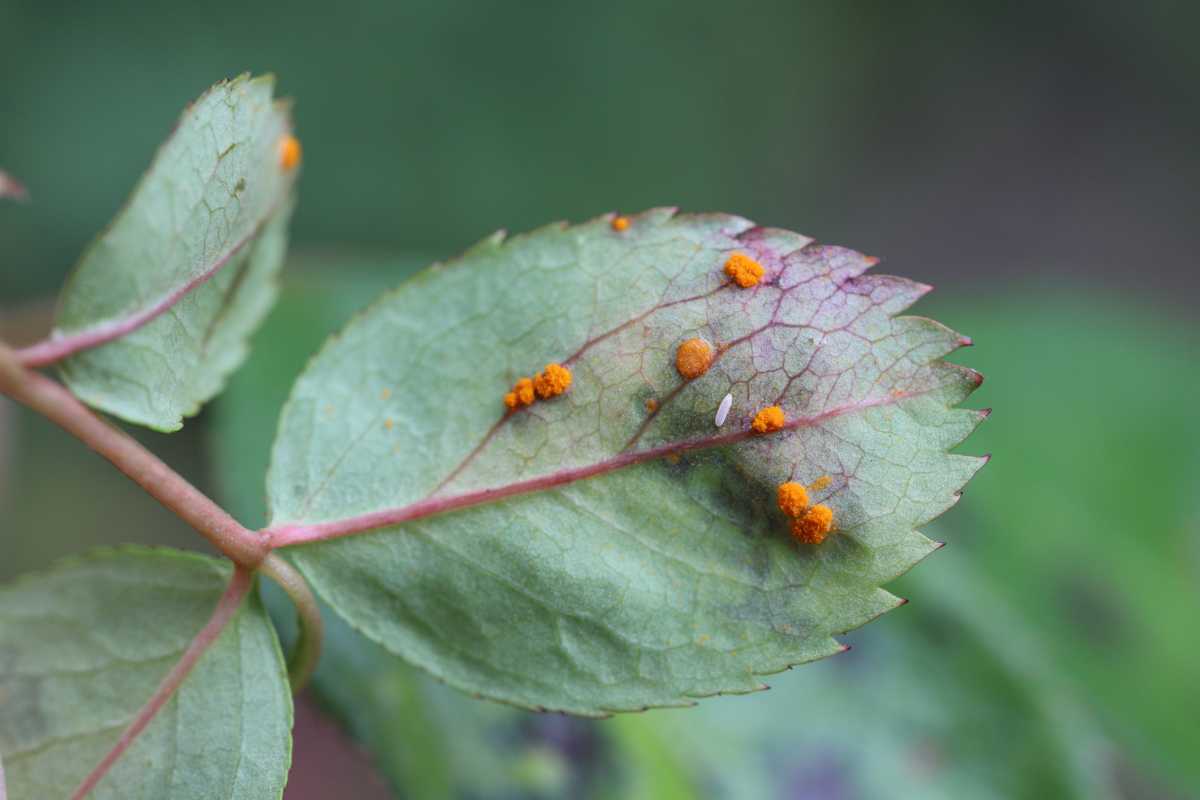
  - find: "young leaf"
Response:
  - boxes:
[0,548,291,799]
[39,74,297,431]
[267,209,986,714]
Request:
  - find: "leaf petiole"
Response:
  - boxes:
[0,342,268,567]
[260,553,324,692]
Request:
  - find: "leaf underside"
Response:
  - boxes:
[0,549,291,800]
[54,75,296,431]
[269,209,987,715]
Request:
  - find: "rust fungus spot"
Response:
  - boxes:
[675,338,713,380]
[809,475,832,491]
[666,453,681,465]
[515,377,536,405]
[777,482,810,518]
[724,252,764,288]
[384,418,394,431]
[611,215,630,232]
[504,377,536,409]
[751,405,785,434]
[790,504,835,545]
[380,388,392,401]
[278,134,302,171]
[534,363,572,399]
[645,398,659,413]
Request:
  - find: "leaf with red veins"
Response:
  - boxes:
[0,548,291,799]
[266,209,987,715]
[24,74,297,432]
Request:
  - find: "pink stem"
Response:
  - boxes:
[70,566,254,800]
[0,346,267,567]
[15,230,256,368]
[267,391,928,548]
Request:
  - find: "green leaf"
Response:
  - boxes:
[215,261,597,798]
[0,548,292,799]
[49,74,297,431]
[267,210,986,714]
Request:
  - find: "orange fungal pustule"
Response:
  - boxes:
[534,363,572,399]
[611,215,630,232]
[751,405,785,434]
[809,475,832,491]
[675,338,714,380]
[515,377,536,405]
[504,377,536,409]
[776,482,810,518]
[278,134,302,171]
[790,504,835,545]
[724,252,764,288]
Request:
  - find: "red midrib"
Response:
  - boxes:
[266,390,920,548]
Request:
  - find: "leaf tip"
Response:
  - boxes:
[0,170,29,202]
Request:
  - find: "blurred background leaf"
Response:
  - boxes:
[3,0,1198,797]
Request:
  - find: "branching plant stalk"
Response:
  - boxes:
[0,342,267,568]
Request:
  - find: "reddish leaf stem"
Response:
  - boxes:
[260,553,323,691]
[266,391,923,548]
[69,566,254,800]
[0,344,267,567]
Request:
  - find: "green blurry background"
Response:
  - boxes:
[2,1,1197,798]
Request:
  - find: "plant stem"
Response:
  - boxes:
[0,343,267,567]
[260,553,323,691]
[70,565,254,800]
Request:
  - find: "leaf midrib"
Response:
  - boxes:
[269,388,931,546]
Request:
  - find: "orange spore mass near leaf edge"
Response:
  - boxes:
[724,252,764,288]
[278,135,302,171]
